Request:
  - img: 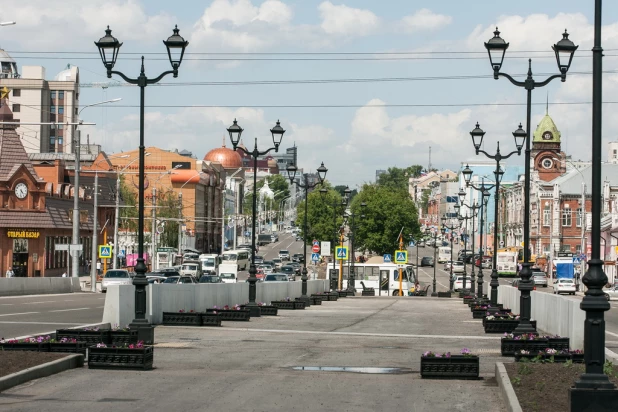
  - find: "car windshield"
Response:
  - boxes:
[183,265,198,271]
[163,277,179,283]
[201,258,215,266]
[265,274,288,281]
[559,279,574,284]
[280,250,289,254]
[223,254,237,261]
[281,267,293,273]
[104,271,129,278]
[199,276,219,283]
[220,273,235,279]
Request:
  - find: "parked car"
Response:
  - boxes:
[199,275,222,283]
[531,269,548,287]
[451,261,465,274]
[279,250,291,261]
[604,283,618,301]
[553,278,576,295]
[453,276,472,292]
[101,270,132,293]
[420,256,434,267]
[146,274,167,284]
[280,265,296,280]
[264,273,289,282]
[163,276,198,284]
[292,253,305,263]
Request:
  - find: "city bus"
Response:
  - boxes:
[438,247,451,264]
[326,262,415,296]
[222,249,250,271]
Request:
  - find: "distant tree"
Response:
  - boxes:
[295,185,345,244]
[333,185,357,202]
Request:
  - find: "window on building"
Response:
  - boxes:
[575,245,582,253]
[543,203,551,226]
[50,91,56,99]
[57,137,63,146]
[543,243,550,253]
[562,244,572,252]
[58,91,64,99]
[12,104,20,112]
[562,208,572,227]
[614,149,617,159]
[576,208,583,227]
[58,107,64,115]
[12,89,20,97]
[50,105,56,114]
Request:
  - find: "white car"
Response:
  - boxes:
[443,260,454,271]
[101,270,132,293]
[603,284,618,301]
[453,276,472,292]
[553,278,576,295]
[452,261,465,274]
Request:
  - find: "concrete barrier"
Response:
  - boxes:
[0,278,82,296]
[103,280,330,326]
[497,285,585,349]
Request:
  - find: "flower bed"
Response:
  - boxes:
[295,297,311,307]
[88,341,153,370]
[49,338,87,357]
[109,327,139,345]
[483,318,537,333]
[310,294,325,302]
[501,334,549,356]
[161,311,202,326]
[514,348,573,363]
[309,296,322,305]
[325,293,338,301]
[420,348,479,379]
[200,313,222,327]
[56,327,110,344]
[0,338,49,352]
[271,299,305,310]
[240,303,278,316]
[206,306,250,321]
[337,290,348,297]
[361,289,376,296]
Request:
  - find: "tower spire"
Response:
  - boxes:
[546,92,549,115]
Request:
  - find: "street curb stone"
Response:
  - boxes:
[495,362,523,412]
[0,353,84,393]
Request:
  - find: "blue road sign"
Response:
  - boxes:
[98,245,112,259]
[383,254,392,263]
[335,246,348,260]
[311,252,320,261]
[394,250,408,264]
[409,240,415,247]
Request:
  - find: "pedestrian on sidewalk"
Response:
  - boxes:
[5,267,14,278]
[62,271,67,278]
[96,260,102,275]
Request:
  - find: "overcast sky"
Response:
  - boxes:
[2,1,618,188]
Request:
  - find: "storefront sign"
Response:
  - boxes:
[7,229,40,239]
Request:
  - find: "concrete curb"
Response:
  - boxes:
[495,362,523,412]
[0,353,84,393]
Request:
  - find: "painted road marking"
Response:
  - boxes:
[49,307,91,312]
[0,311,39,317]
[606,330,618,339]
[0,321,83,325]
[24,301,57,305]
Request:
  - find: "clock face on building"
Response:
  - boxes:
[14,182,28,199]
[541,158,553,170]
[542,131,553,140]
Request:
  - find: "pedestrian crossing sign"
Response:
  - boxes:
[98,245,112,259]
[335,246,348,260]
[394,250,408,264]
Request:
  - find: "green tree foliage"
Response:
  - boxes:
[243,174,291,217]
[119,176,138,233]
[156,191,180,248]
[376,165,424,193]
[295,186,345,244]
[333,185,357,202]
[352,184,421,255]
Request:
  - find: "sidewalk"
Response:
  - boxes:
[0,297,509,412]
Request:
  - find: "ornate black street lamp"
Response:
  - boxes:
[571,1,618,403]
[425,227,439,296]
[456,194,481,295]
[484,27,577,334]
[456,204,478,294]
[319,187,349,290]
[469,123,524,307]
[94,26,188,342]
[441,215,461,291]
[286,163,328,302]
[227,119,286,317]
[460,173,491,299]
[340,201,366,293]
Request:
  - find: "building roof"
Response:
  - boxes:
[533,113,561,143]
[204,145,242,169]
[0,197,94,230]
[544,164,618,195]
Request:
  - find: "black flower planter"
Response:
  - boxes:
[548,337,570,351]
[272,300,305,310]
[437,292,452,298]
[295,297,311,307]
[472,310,487,319]
[482,315,516,327]
[56,328,111,344]
[337,291,348,297]
[206,309,250,321]
[200,313,222,327]
[0,342,49,352]
[110,330,139,345]
[468,299,490,308]
[161,312,202,326]
[463,297,475,304]
[501,338,549,356]
[50,342,88,356]
[309,297,322,305]
[88,346,154,370]
[258,306,278,316]
[326,294,338,301]
[310,294,325,302]
[361,290,376,296]
[420,355,479,379]
[514,353,572,363]
[484,319,537,334]
[470,303,503,313]
[571,353,585,363]
[346,290,355,297]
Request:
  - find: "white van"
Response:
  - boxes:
[222,249,250,271]
[199,254,220,275]
[219,263,238,284]
[180,260,202,279]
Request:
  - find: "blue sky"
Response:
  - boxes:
[3,1,618,188]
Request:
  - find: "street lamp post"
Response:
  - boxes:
[227,119,285,317]
[94,25,188,341]
[456,196,481,295]
[484,26,577,335]
[286,163,328,302]
[571,1,618,403]
[468,123,524,306]
[441,215,461,291]
[341,201,366,294]
[425,227,439,296]
[459,178,491,299]
[319,187,348,291]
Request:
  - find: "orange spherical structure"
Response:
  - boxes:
[204,145,242,169]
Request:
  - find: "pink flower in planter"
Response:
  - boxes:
[179,309,185,313]
[96,343,107,348]
[223,305,230,310]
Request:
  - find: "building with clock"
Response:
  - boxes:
[531,110,567,182]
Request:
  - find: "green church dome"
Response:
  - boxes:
[533,113,561,143]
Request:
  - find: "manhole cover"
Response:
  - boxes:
[291,366,413,374]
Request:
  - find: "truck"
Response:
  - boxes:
[218,263,238,284]
[257,234,272,246]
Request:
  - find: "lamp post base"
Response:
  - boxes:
[244,304,262,318]
[431,292,438,297]
[129,320,155,345]
[570,387,618,411]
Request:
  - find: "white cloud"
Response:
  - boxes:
[401,9,452,33]
[318,1,380,37]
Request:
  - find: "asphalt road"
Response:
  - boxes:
[0,293,105,339]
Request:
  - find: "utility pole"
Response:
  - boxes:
[151,187,157,270]
[90,173,98,292]
[398,232,404,296]
[71,131,81,278]
[178,193,183,254]
[113,176,120,269]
